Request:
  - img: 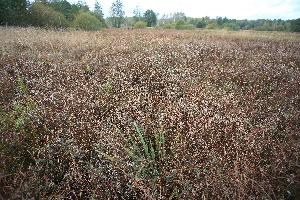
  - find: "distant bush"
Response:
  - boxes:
[175,19,186,29]
[222,23,240,31]
[196,21,206,28]
[133,21,147,29]
[29,2,68,28]
[73,12,103,31]
[175,19,196,30]
[254,26,268,31]
[205,22,219,29]
[274,25,285,31]
[163,23,175,29]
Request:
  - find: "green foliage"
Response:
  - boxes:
[163,23,175,29]
[133,21,147,28]
[29,1,69,28]
[205,22,219,29]
[143,9,157,27]
[94,0,103,17]
[274,25,285,31]
[73,11,103,30]
[90,11,108,28]
[222,22,240,31]
[175,18,185,29]
[102,123,166,180]
[0,0,29,26]
[75,0,90,12]
[254,26,268,31]
[196,20,206,28]
[109,0,125,28]
[290,18,300,32]
[217,16,229,26]
[0,74,37,173]
[49,0,72,20]
[175,18,195,30]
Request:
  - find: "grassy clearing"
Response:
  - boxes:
[0,27,300,199]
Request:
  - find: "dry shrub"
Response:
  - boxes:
[0,27,299,199]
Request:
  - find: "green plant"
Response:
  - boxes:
[222,23,240,31]
[0,74,37,173]
[205,22,219,29]
[102,122,166,180]
[29,1,69,28]
[73,12,103,31]
[133,21,147,29]
[163,23,175,29]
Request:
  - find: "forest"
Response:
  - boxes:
[1,0,300,31]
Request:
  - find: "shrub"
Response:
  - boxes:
[175,19,196,30]
[175,19,186,29]
[254,26,268,31]
[29,2,68,28]
[73,12,103,31]
[222,23,240,31]
[196,20,206,28]
[205,22,219,29]
[274,25,285,31]
[163,23,175,29]
[133,21,147,29]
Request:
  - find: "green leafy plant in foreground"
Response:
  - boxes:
[102,122,166,181]
[0,74,37,173]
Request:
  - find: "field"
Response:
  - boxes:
[0,27,300,199]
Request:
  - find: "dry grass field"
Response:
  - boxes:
[0,27,300,199]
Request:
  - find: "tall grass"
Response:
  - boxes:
[0,27,299,199]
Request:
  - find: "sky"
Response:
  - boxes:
[80,0,300,20]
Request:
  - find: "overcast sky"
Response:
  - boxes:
[81,0,300,20]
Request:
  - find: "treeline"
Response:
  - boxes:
[0,0,107,30]
[1,0,300,32]
[157,16,300,32]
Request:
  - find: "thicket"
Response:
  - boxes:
[0,27,299,199]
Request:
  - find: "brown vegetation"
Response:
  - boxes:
[0,27,299,199]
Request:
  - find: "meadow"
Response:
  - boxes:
[0,27,299,199]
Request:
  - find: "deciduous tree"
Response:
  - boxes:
[49,0,72,20]
[29,1,68,28]
[93,0,107,27]
[109,0,125,28]
[133,3,142,23]
[290,18,300,32]
[94,0,103,17]
[143,9,157,27]
[0,0,29,26]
